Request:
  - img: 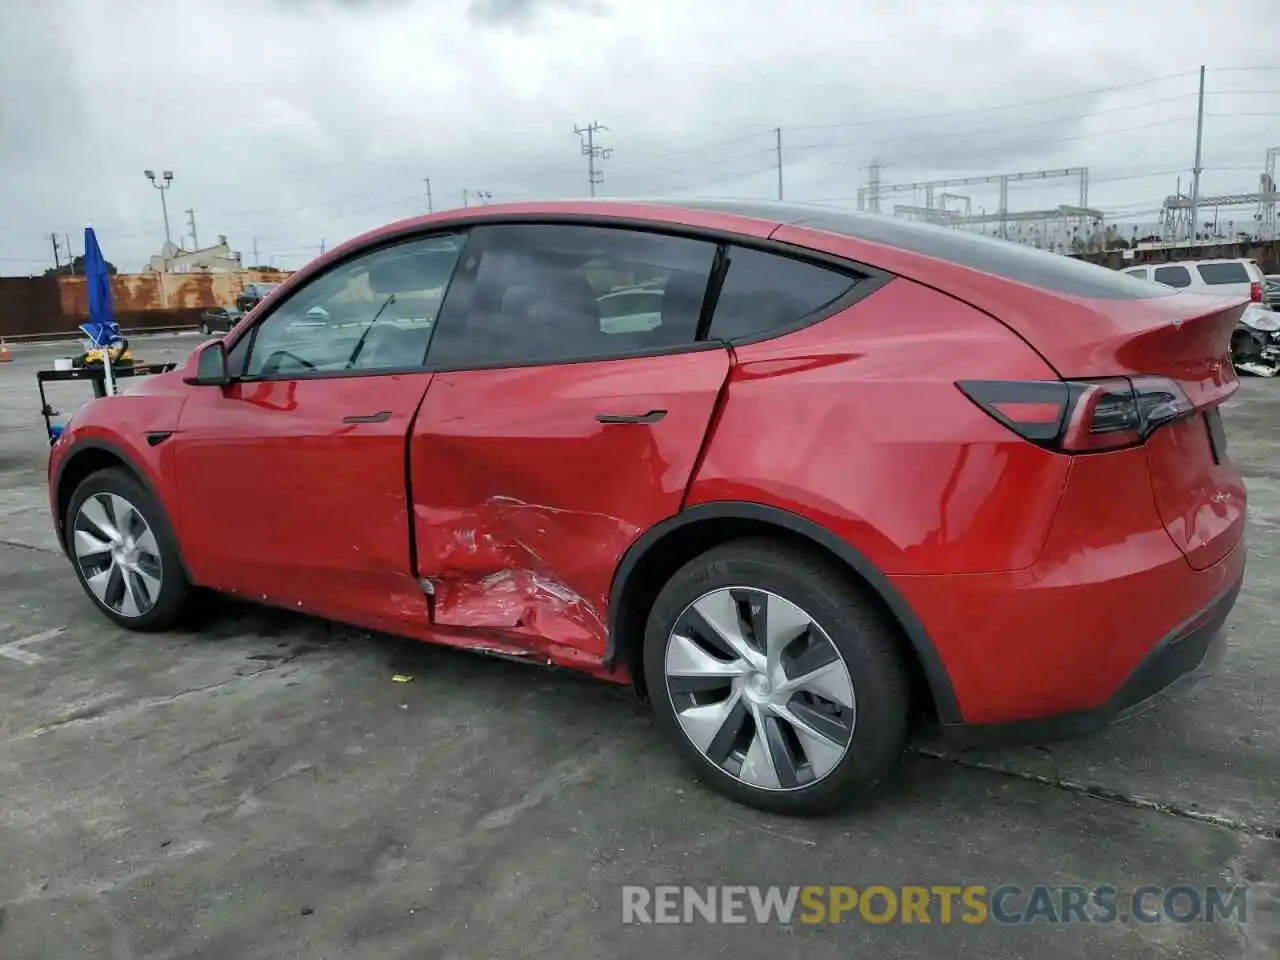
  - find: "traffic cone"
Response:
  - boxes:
[0,340,11,362]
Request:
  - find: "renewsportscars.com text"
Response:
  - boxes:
[621,884,1249,925]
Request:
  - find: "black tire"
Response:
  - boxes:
[643,538,910,816]
[64,466,191,631]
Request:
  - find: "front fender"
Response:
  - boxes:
[50,392,188,550]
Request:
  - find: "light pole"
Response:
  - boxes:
[144,169,174,249]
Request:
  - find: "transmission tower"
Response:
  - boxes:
[856,158,890,213]
[1160,146,1280,242]
[574,121,612,197]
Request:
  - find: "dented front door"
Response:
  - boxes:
[409,347,731,667]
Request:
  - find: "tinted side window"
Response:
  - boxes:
[1124,268,1148,279]
[1152,265,1192,288]
[708,246,856,341]
[1196,262,1250,284]
[428,224,717,368]
[244,234,463,378]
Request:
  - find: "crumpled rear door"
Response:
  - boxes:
[410,347,731,667]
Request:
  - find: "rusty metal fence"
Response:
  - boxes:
[0,270,290,340]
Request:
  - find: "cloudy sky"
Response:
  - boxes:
[2,0,1277,273]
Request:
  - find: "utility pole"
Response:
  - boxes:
[320,238,326,255]
[143,169,174,248]
[65,233,73,274]
[252,237,259,267]
[462,189,468,208]
[424,178,434,213]
[49,233,62,272]
[1189,64,1206,242]
[868,158,882,213]
[775,127,784,201]
[185,208,199,250]
[574,121,611,197]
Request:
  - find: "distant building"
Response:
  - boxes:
[149,235,243,273]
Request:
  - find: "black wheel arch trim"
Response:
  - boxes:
[52,436,192,580]
[605,500,962,723]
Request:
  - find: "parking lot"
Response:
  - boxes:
[0,333,1276,958]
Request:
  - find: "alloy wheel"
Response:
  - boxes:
[663,587,856,791]
[72,492,163,618]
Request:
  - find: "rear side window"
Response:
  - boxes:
[1196,262,1250,284]
[1153,265,1192,288]
[708,246,856,341]
[428,224,717,368]
[1124,268,1148,279]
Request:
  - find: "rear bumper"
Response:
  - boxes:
[888,442,1246,731]
[936,559,1242,748]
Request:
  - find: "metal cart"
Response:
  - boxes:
[38,361,177,444]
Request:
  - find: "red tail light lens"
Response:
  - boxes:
[957,376,1194,453]
[1251,281,1263,302]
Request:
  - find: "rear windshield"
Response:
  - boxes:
[665,199,1173,300]
[1195,262,1250,284]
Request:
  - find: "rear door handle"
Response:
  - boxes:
[343,410,392,424]
[596,409,667,424]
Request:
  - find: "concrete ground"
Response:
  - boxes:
[0,333,1276,960]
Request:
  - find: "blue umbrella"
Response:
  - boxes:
[82,224,120,395]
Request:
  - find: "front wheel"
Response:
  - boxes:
[65,467,191,631]
[643,539,910,815]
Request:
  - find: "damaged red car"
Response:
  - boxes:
[49,199,1247,814]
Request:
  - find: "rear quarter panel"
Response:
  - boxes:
[688,277,1071,575]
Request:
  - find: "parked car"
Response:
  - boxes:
[1231,302,1280,377]
[1264,275,1280,310]
[1121,258,1265,304]
[199,305,243,335]
[47,200,1247,815]
[597,286,664,333]
[235,282,281,312]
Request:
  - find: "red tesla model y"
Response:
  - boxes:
[48,199,1247,814]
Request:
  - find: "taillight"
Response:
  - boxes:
[1251,281,1263,302]
[957,376,1194,453]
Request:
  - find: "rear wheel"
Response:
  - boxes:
[65,467,191,631]
[643,539,910,815]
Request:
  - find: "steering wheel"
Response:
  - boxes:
[259,349,318,377]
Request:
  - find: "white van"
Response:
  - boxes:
[1121,258,1266,305]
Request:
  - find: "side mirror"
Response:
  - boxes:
[184,339,230,386]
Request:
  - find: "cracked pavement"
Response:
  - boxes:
[0,334,1276,959]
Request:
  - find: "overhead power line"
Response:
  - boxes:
[622,67,1208,163]
[11,65,1280,271]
